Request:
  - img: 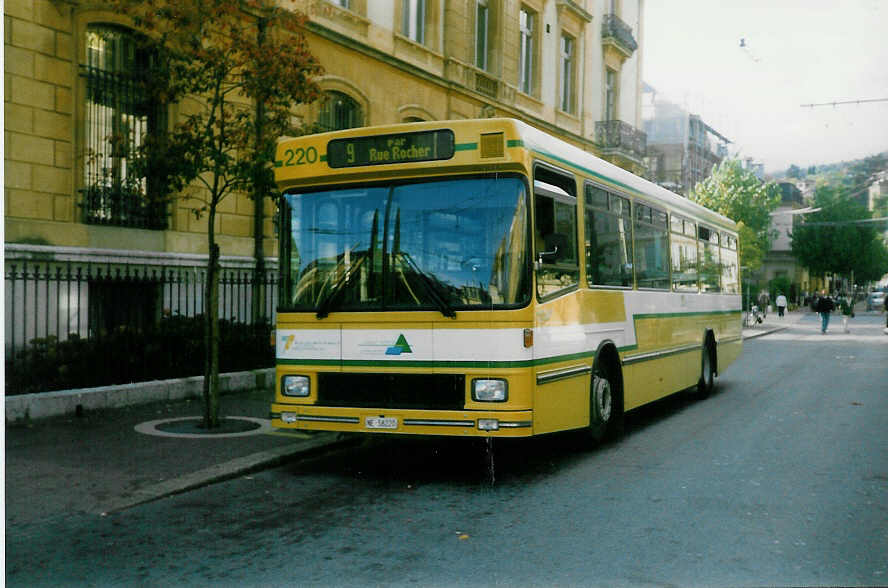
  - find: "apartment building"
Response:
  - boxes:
[642,91,730,197]
[5,0,646,356]
[759,181,811,302]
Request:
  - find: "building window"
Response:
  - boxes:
[330,0,349,7]
[605,68,617,121]
[402,0,426,44]
[81,24,166,229]
[519,7,535,95]
[559,33,575,113]
[475,0,489,70]
[317,91,363,132]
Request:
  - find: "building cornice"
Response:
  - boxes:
[556,0,594,24]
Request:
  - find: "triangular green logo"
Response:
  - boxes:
[394,334,412,353]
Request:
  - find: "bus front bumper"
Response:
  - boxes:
[270,404,534,437]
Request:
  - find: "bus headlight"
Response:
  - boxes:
[282,375,310,397]
[472,379,507,402]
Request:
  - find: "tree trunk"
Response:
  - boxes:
[252,17,267,325]
[203,227,221,429]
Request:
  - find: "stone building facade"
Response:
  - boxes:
[5,0,646,351]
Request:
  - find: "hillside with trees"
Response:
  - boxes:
[774,152,888,289]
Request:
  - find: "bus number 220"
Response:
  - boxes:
[283,147,318,166]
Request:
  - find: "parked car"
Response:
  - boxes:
[866,289,886,311]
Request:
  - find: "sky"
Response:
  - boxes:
[642,0,888,173]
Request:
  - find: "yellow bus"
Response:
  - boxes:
[271,118,742,440]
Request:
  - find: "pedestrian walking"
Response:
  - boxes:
[839,294,854,333]
[884,296,888,335]
[814,290,835,334]
[758,290,770,319]
[775,292,787,318]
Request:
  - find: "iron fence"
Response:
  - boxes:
[5,258,278,394]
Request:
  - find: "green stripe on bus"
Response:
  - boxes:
[633,309,740,320]
[278,350,595,369]
[507,140,524,148]
[454,142,478,151]
[278,359,532,368]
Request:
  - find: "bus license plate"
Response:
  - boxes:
[365,417,398,429]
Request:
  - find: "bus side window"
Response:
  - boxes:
[534,182,578,299]
[633,203,670,289]
[698,225,721,292]
[585,185,632,288]
[670,215,698,292]
[720,232,739,294]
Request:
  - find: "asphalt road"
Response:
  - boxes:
[7,313,888,587]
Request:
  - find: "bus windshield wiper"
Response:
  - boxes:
[315,253,367,319]
[398,252,457,319]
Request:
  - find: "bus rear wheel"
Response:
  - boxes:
[696,340,716,397]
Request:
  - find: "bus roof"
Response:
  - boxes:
[275,118,738,232]
[506,118,737,231]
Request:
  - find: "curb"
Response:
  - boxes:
[742,325,790,340]
[99,432,353,515]
[5,368,276,423]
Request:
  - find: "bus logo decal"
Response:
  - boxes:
[385,334,413,355]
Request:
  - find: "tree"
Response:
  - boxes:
[691,159,781,271]
[845,153,888,192]
[113,0,323,427]
[790,184,888,284]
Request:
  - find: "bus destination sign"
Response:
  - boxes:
[327,130,455,168]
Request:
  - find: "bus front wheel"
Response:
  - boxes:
[588,358,622,443]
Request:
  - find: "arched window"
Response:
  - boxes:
[317,91,363,132]
[81,24,166,228]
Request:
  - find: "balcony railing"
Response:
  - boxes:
[594,120,647,160]
[475,71,498,99]
[601,14,638,57]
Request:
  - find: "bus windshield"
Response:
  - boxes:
[280,175,531,314]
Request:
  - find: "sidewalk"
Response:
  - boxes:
[5,387,352,526]
[741,307,807,340]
